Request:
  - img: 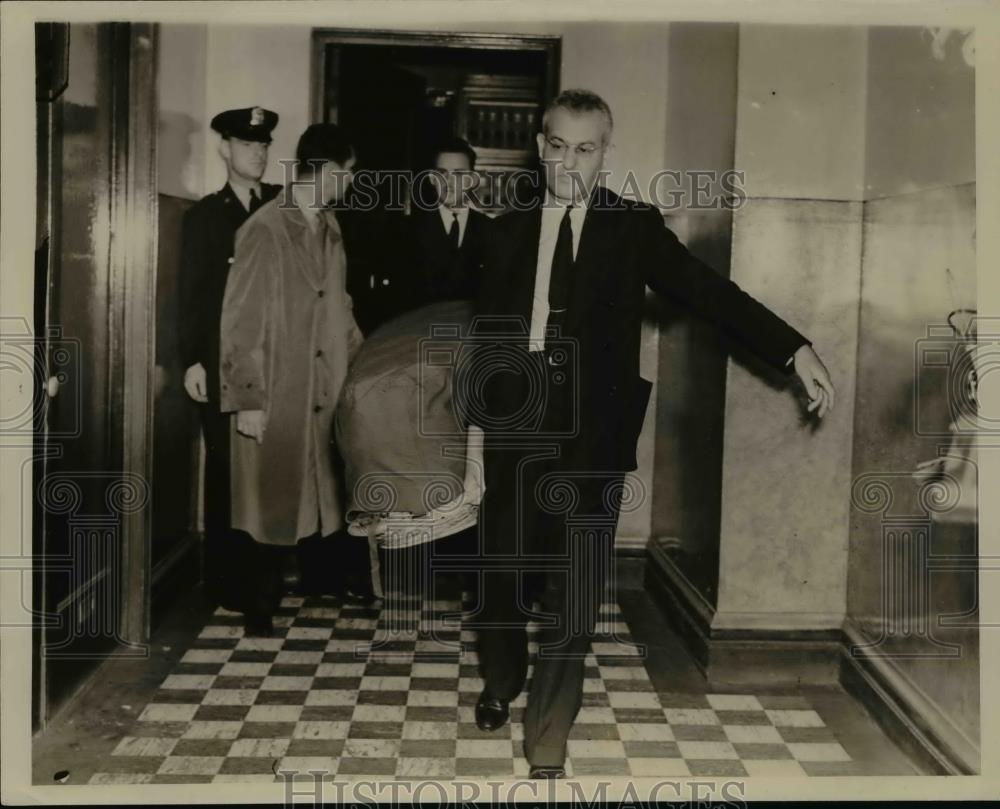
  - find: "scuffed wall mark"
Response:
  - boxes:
[922,27,975,67]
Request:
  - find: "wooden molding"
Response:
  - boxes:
[645,541,979,773]
[310,28,561,125]
[111,22,159,645]
[840,619,980,775]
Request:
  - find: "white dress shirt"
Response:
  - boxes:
[438,204,470,247]
[528,193,588,351]
[230,181,262,213]
[464,194,586,488]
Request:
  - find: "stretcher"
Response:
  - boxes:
[334,299,483,555]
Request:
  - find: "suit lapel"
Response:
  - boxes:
[426,209,450,261]
[220,183,250,232]
[567,187,624,332]
[464,209,485,253]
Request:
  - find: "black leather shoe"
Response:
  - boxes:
[280,552,301,593]
[343,586,378,606]
[475,691,510,731]
[529,766,565,779]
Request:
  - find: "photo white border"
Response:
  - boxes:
[2,0,999,803]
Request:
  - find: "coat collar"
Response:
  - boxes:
[217,182,251,222]
[565,186,626,332]
[274,187,343,289]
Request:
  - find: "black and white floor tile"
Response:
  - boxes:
[87,593,852,784]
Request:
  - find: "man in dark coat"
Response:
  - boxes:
[178,105,280,611]
[408,136,488,305]
[343,137,489,334]
[464,89,836,779]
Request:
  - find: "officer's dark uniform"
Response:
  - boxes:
[178,106,280,609]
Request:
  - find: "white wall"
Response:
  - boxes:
[158,24,207,198]
[735,24,868,202]
[559,23,670,199]
[202,25,312,193]
[864,25,975,198]
[158,21,671,202]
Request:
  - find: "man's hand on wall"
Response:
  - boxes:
[184,362,208,403]
[793,344,835,419]
[237,409,267,444]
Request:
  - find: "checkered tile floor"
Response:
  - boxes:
[87,593,852,783]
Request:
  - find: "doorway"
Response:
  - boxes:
[312,29,560,180]
[310,29,559,333]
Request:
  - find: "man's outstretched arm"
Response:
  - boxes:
[641,206,834,418]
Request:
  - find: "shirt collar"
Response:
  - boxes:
[438,204,468,223]
[227,180,262,212]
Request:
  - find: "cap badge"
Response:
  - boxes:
[250,107,264,126]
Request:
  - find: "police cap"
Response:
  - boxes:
[210,106,279,143]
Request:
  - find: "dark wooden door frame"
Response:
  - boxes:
[112,22,159,647]
[310,29,561,125]
[32,21,158,728]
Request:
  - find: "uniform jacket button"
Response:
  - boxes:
[318,290,325,298]
[313,405,322,413]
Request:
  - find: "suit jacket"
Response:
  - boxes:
[408,206,488,305]
[335,206,488,335]
[470,186,810,474]
[178,181,281,402]
[334,207,411,335]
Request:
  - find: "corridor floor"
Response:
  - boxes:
[32,571,921,785]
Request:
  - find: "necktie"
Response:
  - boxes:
[249,187,262,213]
[449,212,460,252]
[315,211,329,247]
[545,206,575,348]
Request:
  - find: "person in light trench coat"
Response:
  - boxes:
[219,123,369,631]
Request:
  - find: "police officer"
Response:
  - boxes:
[179,106,281,616]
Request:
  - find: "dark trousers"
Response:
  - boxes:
[199,403,244,607]
[233,530,375,620]
[472,448,622,768]
[199,403,373,611]
[298,530,375,597]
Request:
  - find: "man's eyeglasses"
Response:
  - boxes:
[544,136,601,156]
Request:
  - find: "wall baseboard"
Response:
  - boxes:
[645,541,840,687]
[840,619,980,775]
[615,534,651,552]
[644,541,979,775]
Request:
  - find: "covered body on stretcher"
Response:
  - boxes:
[334,299,484,550]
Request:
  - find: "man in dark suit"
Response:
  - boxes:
[341,137,488,333]
[464,89,835,779]
[408,136,488,305]
[178,106,281,613]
